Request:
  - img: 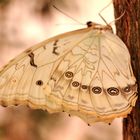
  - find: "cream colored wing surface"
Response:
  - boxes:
[0,27,91,111]
[43,29,137,124]
[0,23,137,124]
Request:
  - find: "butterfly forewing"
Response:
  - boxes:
[0,28,95,110]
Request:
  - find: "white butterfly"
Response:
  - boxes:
[0,21,137,125]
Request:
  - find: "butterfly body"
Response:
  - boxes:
[0,22,137,124]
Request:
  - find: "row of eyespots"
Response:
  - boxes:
[35,78,131,96]
[35,71,132,96]
[71,81,120,95]
[72,81,131,96]
[71,81,102,94]
[64,71,131,96]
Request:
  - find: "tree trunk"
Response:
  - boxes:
[113,0,140,140]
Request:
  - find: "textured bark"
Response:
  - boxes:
[113,0,140,140]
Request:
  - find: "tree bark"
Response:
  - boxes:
[113,0,140,140]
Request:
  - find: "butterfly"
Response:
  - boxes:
[0,21,137,125]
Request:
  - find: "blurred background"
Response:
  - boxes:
[0,0,122,140]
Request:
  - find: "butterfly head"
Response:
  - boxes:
[86,21,113,33]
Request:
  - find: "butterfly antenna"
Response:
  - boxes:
[53,5,84,25]
[98,1,112,25]
[109,10,126,25]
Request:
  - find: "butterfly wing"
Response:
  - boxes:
[58,30,137,124]
[43,29,137,124]
[0,26,137,124]
[0,27,91,112]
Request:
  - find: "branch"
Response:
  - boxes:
[113,0,140,140]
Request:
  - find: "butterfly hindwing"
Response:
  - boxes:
[43,29,137,123]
